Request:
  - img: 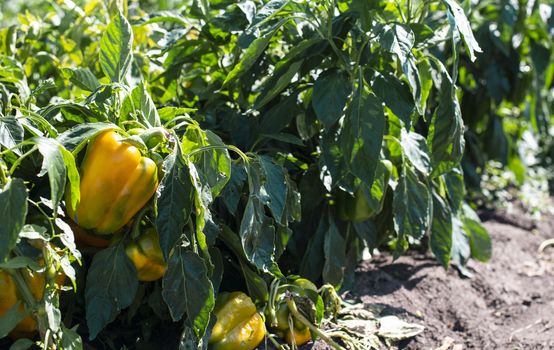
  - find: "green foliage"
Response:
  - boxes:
[2,0,549,348]
[85,244,138,340]
[458,0,554,200]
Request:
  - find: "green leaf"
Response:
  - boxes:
[451,216,471,269]
[312,70,352,128]
[0,56,29,98]
[8,338,34,350]
[221,163,247,214]
[40,101,103,124]
[85,244,138,340]
[223,18,289,86]
[258,94,298,135]
[182,125,231,197]
[393,165,430,257]
[155,145,194,260]
[187,161,212,263]
[158,107,196,124]
[417,58,433,115]
[209,246,224,293]
[259,155,287,224]
[250,0,289,27]
[403,56,422,114]
[133,11,189,26]
[99,9,133,82]
[444,168,464,214]
[360,159,391,217]
[428,60,465,177]
[409,23,435,43]
[18,224,47,240]
[239,196,276,271]
[224,35,272,86]
[341,90,385,188]
[274,224,292,261]
[462,203,491,262]
[282,175,301,223]
[59,147,80,212]
[162,248,214,338]
[43,284,62,332]
[121,84,161,128]
[400,129,431,176]
[321,127,349,188]
[61,67,100,92]
[59,325,83,350]
[254,60,303,109]
[353,220,380,249]
[430,191,453,268]
[299,213,327,281]
[442,0,482,61]
[35,137,67,215]
[323,215,345,288]
[381,24,414,64]
[29,79,56,100]
[372,73,414,128]
[55,218,81,267]
[0,256,41,270]
[57,122,117,152]
[239,257,269,304]
[530,41,551,76]
[0,116,24,155]
[380,24,421,108]
[0,178,27,262]
[259,133,304,146]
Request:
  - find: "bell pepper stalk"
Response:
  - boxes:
[285,295,342,350]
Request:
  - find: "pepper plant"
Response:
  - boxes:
[0,0,507,348]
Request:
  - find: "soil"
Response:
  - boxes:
[334,204,554,349]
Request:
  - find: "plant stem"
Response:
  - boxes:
[10,146,38,175]
[187,144,249,164]
[10,269,38,311]
[267,334,286,350]
[0,158,8,186]
[28,199,56,236]
[285,297,344,350]
[131,205,150,239]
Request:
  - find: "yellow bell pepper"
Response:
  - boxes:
[66,130,158,234]
[285,327,311,346]
[209,292,266,350]
[268,278,317,346]
[0,266,65,339]
[125,228,166,282]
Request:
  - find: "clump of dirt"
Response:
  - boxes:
[346,205,554,349]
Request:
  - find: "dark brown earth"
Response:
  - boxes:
[312,205,554,349]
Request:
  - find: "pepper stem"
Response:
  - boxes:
[0,158,8,186]
[267,334,288,350]
[10,269,37,310]
[285,297,344,350]
[9,146,38,175]
[187,144,249,164]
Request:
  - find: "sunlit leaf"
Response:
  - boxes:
[99,9,133,82]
